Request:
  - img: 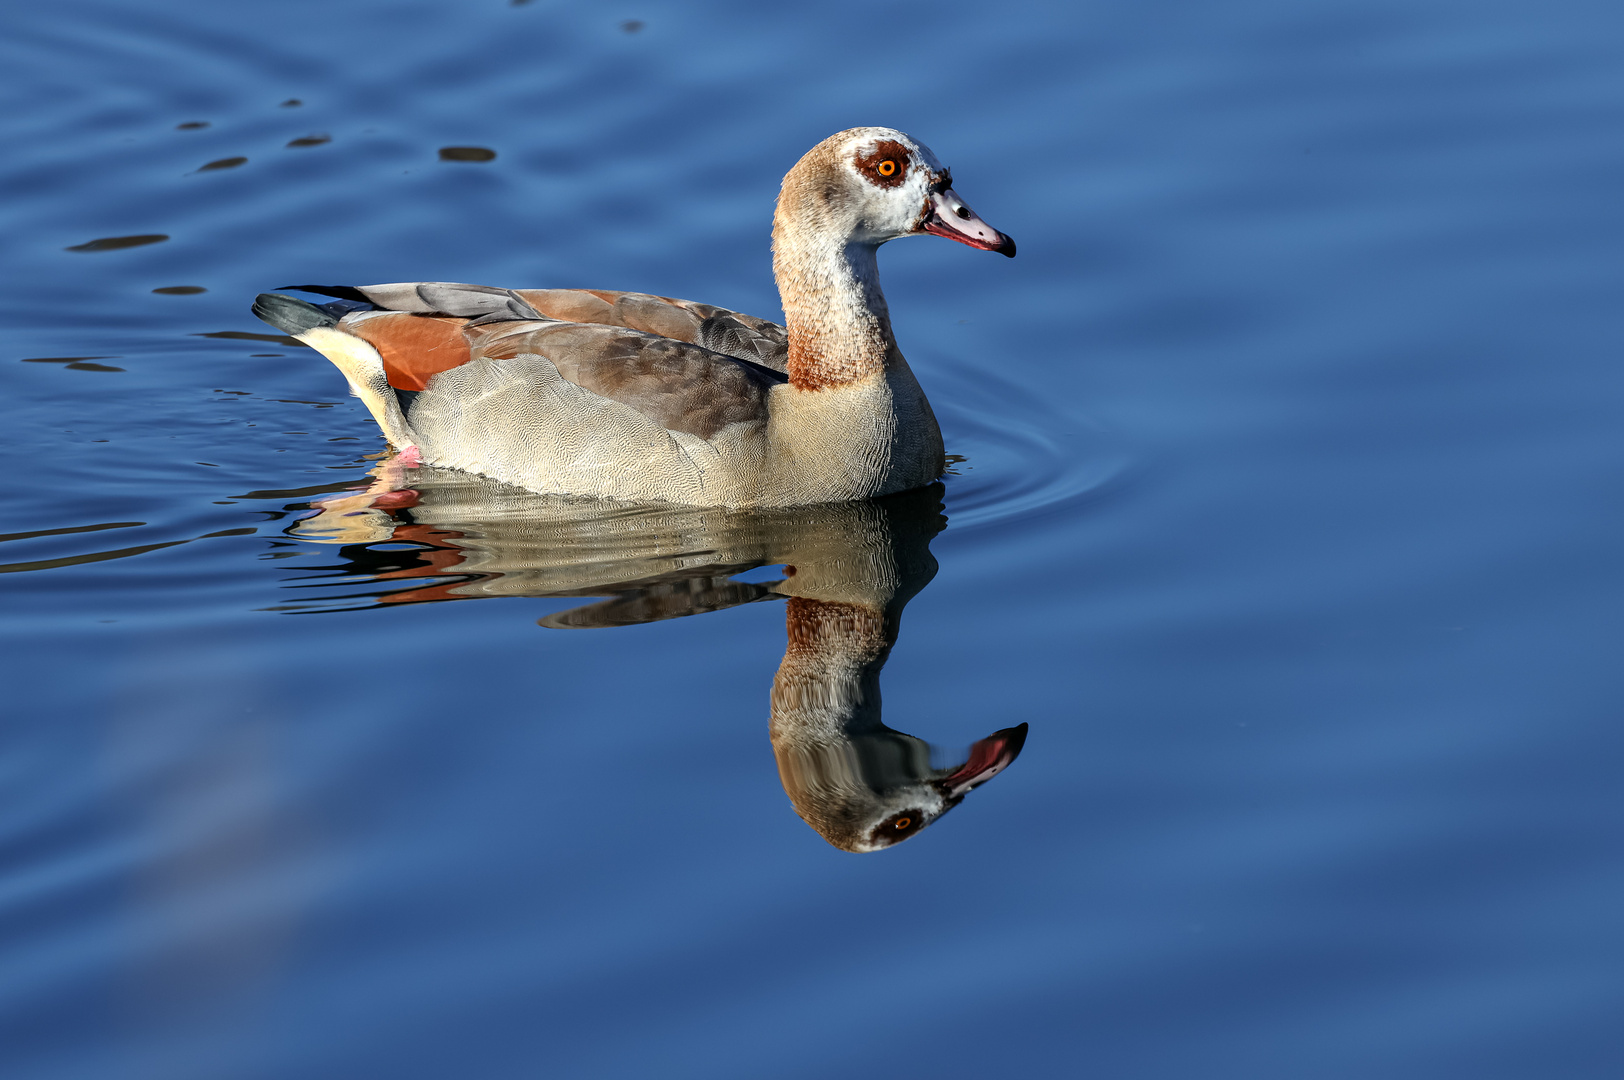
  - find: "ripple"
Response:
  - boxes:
[927,354,1128,533]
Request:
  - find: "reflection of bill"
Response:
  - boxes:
[286,455,1027,851]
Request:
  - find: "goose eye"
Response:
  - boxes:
[870,809,927,846]
[856,140,911,187]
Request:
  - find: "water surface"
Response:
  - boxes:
[4,1,1624,1077]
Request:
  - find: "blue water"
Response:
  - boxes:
[5,0,1624,1076]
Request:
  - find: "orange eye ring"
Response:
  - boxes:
[894,817,912,829]
[877,160,896,177]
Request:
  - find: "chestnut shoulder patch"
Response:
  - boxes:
[346,313,473,392]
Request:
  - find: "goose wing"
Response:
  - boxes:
[290,282,789,373]
[295,284,787,442]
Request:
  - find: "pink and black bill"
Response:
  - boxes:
[935,722,1030,800]
[919,181,1016,257]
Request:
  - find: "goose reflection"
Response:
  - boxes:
[287,457,1027,850]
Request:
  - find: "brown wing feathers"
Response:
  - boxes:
[292,283,790,435]
[466,322,776,439]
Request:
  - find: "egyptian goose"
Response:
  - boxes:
[252,127,1014,507]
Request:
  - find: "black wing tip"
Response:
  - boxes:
[252,292,338,336]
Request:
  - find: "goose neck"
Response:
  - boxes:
[769,598,893,743]
[773,236,896,391]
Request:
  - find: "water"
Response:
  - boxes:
[4,0,1624,1075]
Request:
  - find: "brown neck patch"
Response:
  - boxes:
[784,597,885,656]
[853,139,910,189]
[786,329,887,391]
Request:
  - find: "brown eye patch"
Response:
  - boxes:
[854,139,911,189]
[870,809,928,847]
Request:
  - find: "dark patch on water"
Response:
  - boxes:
[64,234,167,252]
[0,521,145,544]
[438,145,496,162]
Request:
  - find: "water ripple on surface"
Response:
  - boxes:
[926,353,1128,533]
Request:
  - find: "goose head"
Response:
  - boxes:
[775,127,1016,256]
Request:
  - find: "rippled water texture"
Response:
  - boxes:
[4,1,1624,1077]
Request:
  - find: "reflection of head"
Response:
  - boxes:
[774,719,1027,852]
[770,597,1026,852]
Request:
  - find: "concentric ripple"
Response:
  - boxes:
[927,353,1129,533]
